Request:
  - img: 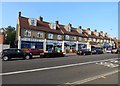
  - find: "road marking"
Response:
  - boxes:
[1,58,119,76]
[65,70,119,84]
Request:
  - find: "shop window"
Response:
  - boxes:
[51,23,56,30]
[65,35,69,40]
[48,33,53,39]
[37,32,43,38]
[57,35,62,40]
[24,30,31,37]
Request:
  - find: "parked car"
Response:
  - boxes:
[117,48,120,54]
[106,49,111,53]
[41,51,66,58]
[91,48,103,54]
[77,49,92,55]
[24,49,44,55]
[1,48,32,61]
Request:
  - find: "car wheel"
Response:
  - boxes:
[3,56,9,61]
[25,55,31,60]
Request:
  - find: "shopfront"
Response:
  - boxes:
[21,38,44,49]
[46,40,62,52]
[78,42,87,50]
[64,41,76,53]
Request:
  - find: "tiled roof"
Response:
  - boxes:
[19,16,63,34]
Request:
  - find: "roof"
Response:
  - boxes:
[19,16,63,34]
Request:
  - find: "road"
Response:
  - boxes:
[1,53,119,85]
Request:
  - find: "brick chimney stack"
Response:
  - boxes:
[39,16,43,22]
[19,12,21,17]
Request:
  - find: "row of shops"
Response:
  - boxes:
[20,38,115,53]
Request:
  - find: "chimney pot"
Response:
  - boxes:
[87,28,90,31]
[39,16,43,21]
[56,20,59,24]
[78,26,82,29]
[19,12,21,17]
[94,29,97,32]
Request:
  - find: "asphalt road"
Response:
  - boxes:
[1,53,120,85]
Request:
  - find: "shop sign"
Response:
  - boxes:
[65,41,76,45]
[21,38,44,42]
[46,40,62,45]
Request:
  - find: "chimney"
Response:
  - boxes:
[68,23,72,27]
[56,20,59,24]
[100,31,103,33]
[94,29,97,32]
[39,16,43,22]
[78,26,82,29]
[87,28,90,31]
[19,12,21,17]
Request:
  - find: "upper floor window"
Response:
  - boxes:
[97,39,99,42]
[84,38,87,41]
[24,30,31,37]
[79,37,82,41]
[93,38,96,42]
[57,35,62,40]
[51,23,56,30]
[37,32,43,38]
[89,38,92,41]
[28,18,37,26]
[65,35,69,40]
[48,33,53,39]
[72,37,76,41]
[66,26,71,32]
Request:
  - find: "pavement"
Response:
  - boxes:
[1,53,119,85]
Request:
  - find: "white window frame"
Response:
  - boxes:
[57,35,62,40]
[72,37,76,41]
[37,32,43,38]
[51,23,56,30]
[24,30,31,37]
[97,39,100,42]
[79,37,82,41]
[67,26,71,32]
[48,33,53,39]
[93,38,96,42]
[84,38,87,41]
[28,18,37,26]
[65,35,69,40]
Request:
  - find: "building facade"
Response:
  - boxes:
[16,12,116,53]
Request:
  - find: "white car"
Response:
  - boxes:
[106,49,111,53]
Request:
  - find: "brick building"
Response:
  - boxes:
[16,12,116,53]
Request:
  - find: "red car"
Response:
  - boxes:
[24,49,44,55]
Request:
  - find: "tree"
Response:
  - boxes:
[4,26,16,48]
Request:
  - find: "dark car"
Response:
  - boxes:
[91,48,103,54]
[117,48,120,54]
[41,50,66,58]
[77,49,92,55]
[24,49,44,55]
[1,48,32,61]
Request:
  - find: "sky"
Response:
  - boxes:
[1,2,118,38]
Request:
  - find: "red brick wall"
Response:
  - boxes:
[0,33,4,44]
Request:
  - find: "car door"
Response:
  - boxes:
[16,49,24,58]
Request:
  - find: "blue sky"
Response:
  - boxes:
[2,2,118,38]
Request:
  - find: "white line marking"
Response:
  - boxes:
[66,70,119,84]
[1,58,119,76]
